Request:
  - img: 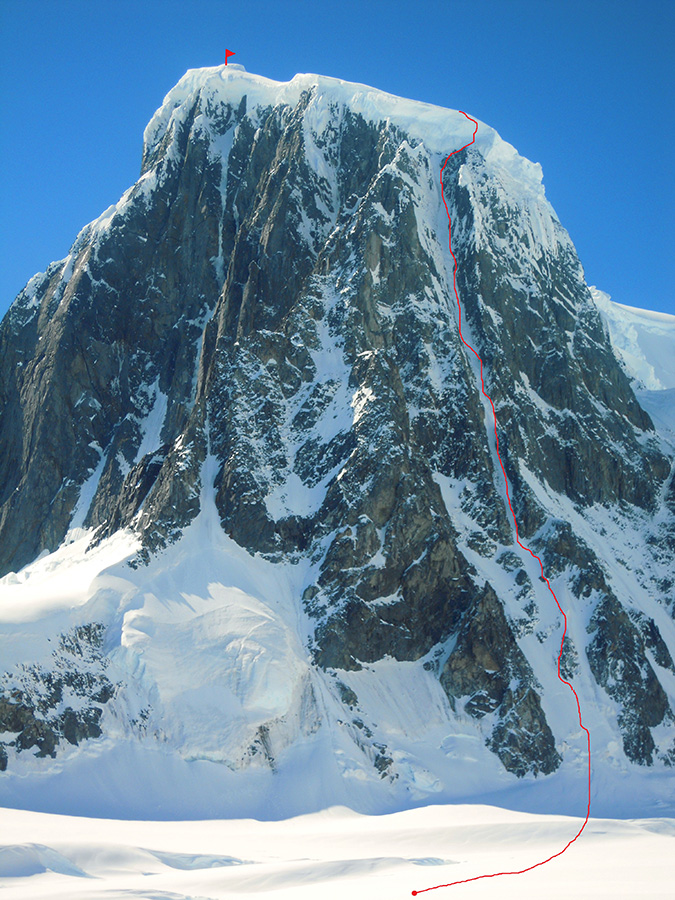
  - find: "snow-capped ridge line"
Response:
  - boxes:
[142,64,544,196]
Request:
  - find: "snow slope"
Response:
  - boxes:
[591,287,675,443]
[0,804,672,899]
[591,288,675,392]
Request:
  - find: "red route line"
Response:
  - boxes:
[411,112,592,896]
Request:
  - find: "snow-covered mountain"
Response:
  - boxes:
[0,65,674,819]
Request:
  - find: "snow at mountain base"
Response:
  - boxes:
[1,804,673,900]
[1,448,673,821]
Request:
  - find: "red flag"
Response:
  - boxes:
[225,49,235,65]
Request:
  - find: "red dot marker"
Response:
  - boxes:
[225,49,235,65]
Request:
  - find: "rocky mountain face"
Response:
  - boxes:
[0,66,673,812]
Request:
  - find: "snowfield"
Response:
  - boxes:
[1,804,673,899]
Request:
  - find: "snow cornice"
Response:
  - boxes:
[142,64,545,197]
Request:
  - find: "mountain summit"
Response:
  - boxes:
[0,66,673,817]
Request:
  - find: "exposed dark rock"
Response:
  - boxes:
[587,596,670,764]
[441,585,561,776]
[559,635,580,681]
[630,611,675,673]
[0,624,115,769]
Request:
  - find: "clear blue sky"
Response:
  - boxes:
[0,0,673,318]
